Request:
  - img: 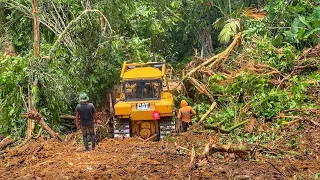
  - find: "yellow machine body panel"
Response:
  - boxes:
[114,92,174,120]
[122,67,162,80]
[113,61,175,140]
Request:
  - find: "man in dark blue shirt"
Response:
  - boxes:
[76,93,97,151]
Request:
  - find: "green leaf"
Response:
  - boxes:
[291,17,305,34]
[273,34,283,47]
[298,16,309,27]
[303,28,320,39]
[312,6,320,20]
[9,105,15,117]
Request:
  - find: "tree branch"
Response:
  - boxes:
[205,119,250,133]
[48,9,113,58]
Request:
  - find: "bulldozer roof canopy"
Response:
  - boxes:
[122,67,162,80]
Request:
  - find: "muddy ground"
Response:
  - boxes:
[0,122,319,180]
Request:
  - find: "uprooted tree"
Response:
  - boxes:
[22,110,62,142]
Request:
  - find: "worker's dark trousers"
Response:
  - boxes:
[81,126,96,151]
[182,121,191,132]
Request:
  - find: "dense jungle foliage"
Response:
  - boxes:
[0,0,319,138]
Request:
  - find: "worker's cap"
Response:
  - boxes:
[79,93,89,102]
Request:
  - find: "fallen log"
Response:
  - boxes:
[200,143,252,162]
[0,136,16,151]
[184,32,242,78]
[204,119,250,133]
[201,142,282,160]
[22,110,62,142]
[60,114,75,120]
[208,143,252,154]
[208,32,242,69]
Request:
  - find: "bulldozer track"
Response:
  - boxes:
[159,119,176,139]
[113,118,130,138]
[113,118,175,139]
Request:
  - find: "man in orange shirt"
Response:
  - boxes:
[178,100,196,132]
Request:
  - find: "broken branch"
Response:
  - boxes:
[184,33,242,78]
[22,110,62,141]
[188,77,215,102]
[189,144,196,170]
[0,136,16,151]
[266,160,287,177]
[208,33,242,69]
[197,102,217,125]
[205,119,250,133]
[280,116,320,127]
[174,142,191,152]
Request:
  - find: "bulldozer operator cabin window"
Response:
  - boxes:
[124,80,162,100]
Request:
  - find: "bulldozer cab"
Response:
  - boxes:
[124,80,161,100]
[113,61,175,140]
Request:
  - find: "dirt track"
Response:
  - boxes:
[0,138,188,180]
[1,123,320,180]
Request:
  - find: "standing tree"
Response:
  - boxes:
[26,0,40,139]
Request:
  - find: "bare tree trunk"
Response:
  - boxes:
[32,0,40,57]
[27,0,40,139]
[201,27,214,57]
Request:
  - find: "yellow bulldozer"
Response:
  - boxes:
[112,61,176,141]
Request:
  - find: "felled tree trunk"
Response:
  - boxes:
[23,110,62,142]
[60,114,76,120]
[201,143,253,161]
[184,32,242,78]
[0,136,16,151]
[207,144,252,154]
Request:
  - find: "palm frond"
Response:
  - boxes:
[213,17,226,29]
[218,18,240,44]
